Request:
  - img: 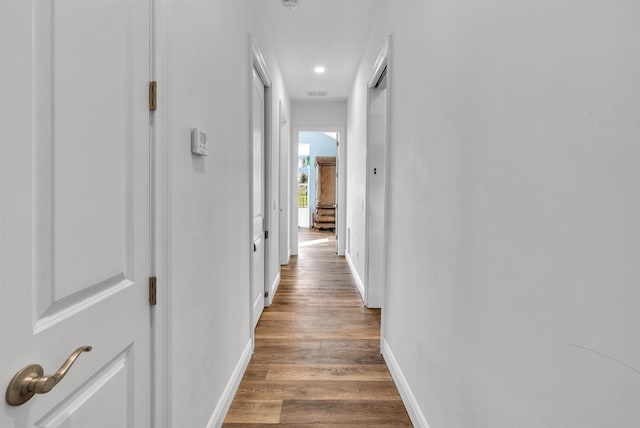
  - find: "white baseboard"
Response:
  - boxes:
[381,338,430,428]
[206,339,253,428]
[345,252,365,301]
[267,272,281,306]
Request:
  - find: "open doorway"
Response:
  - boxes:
[296,131,339,251]
[292,127,346,257]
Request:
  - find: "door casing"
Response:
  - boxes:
[291,127,347,257]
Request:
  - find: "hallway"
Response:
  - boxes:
[2,0,639,426]
[223,229,411,426]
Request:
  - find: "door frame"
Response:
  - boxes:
[152,0,170,425]
[291,127,346,256]
[364,37,391,311]
[249,37,272,330]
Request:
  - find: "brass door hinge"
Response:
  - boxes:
[149,276,157,305]
[149,81,157,111]
[265,230,269,240]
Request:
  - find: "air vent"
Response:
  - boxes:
[307,91,328,97]
[283,0,298,10]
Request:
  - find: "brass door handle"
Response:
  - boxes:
[5,345,92,406]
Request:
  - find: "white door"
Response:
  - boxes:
[251,69,266,328]
[366,73,388,308]
[0,0,152,425]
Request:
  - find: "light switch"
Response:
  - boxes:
[191,128,208,156]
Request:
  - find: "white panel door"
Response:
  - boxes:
[0,0,151,425]
[251,69,266,328]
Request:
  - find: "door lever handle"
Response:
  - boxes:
[6,345,92,406]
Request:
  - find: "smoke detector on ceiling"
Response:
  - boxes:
[283,0,298,10]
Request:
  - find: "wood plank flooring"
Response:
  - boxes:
[223,229,412,427]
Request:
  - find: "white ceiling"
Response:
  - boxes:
[256,0,382,101]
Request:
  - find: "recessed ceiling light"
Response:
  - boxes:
[314,66,326,74]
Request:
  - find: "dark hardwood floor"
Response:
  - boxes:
[223,228,412,427]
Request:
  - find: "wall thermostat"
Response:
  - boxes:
[191,128,208,156]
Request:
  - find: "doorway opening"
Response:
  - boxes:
[296,131,339,251]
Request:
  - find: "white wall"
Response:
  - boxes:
[346,44,380,297]
[291,100,347,129]
[160,1,289,426]
[279,103,291,265]
[348,1,640,427]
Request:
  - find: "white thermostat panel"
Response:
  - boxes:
[191,128,208,156]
